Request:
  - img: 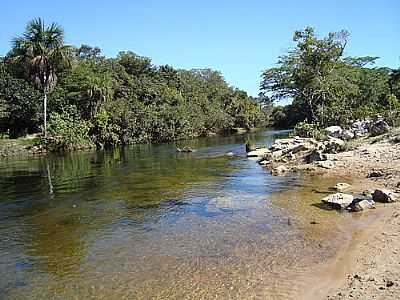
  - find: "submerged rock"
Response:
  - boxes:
[177,147,194,153]
[372,189,398,203]
[333,183,351,192]
[322,193,354,209]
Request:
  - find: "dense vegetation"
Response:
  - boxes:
[0,18,265,150]
[261,27,400,128]
[2,20,399,153]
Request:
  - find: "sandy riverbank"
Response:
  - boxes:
[295,129,400,299]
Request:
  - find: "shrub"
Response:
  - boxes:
[292,122,326,140]
[46,106,93,151]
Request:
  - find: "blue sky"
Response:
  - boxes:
[1,0,399,96]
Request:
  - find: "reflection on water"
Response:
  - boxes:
[0,130,369,299]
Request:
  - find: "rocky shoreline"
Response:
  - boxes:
[246,121,400,299]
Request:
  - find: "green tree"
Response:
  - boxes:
[262,27,391,127]
[8,18,72,138]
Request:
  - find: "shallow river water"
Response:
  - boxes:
[0,130,372,299]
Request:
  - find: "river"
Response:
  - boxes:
[0,130,370,299]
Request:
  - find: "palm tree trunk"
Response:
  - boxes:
[44,91,47,139]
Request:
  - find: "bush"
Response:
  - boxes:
[46,106,93,151]
[90,108,121,148]
[292,122,326,140]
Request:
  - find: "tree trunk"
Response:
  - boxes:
[44,92,47,139]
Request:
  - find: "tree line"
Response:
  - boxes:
[260,27,400,129]
[1,20,399,151]
[0,18,266,150]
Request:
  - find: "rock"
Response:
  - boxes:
[286,152,296,160]
[324,137,345,153]
[325,126,343,138]
[372,189,398,203]
[369,120,390,136]
[258,159,271,166]
[177,147,194,153]
[284,143,307,154]
[225,151,234,157]
[246,143,257,152]
[367,170,384,178]
[316,160,335,169]
[247,148,271,157]
[271,165,290,176]
[341,130,355,140]
[333,183,351,192]
[306,149,327,163]
[352,119,372,137]
[348,197,375,212]
[322,193,354,209]
[351,200,375,212]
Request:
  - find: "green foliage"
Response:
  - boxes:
[0,59,42,137]
[0,19,265,149]
[262,27,395,128]
[292,121,325,139]
[47,106,92,151]
[90,108,121,147]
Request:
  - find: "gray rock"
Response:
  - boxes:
[352,119,372,137]
[325,126,343,138]
[324,137,345,153]
[333,183,351,192]
[247,148,271,157]
[258,159,271,166]
[351,199,375,212]
[372,189,398,203]
[322,193,354,209]
[271,165,290,176]
[367,170,384,178]
[316,160,335,169]
[369,120,390,136]
[306,149,327,163]
[341,130,355,140]
[177,147,194,153]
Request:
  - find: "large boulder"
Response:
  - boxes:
[325,126,343,138]
[322,193,354,209]
[372,189,398,203]
[369,120,390,136]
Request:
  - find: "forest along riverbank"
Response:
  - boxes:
[247,123,400,299]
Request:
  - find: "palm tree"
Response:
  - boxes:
[9,18,72,138]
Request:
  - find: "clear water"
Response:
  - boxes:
[0,130,366,299]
